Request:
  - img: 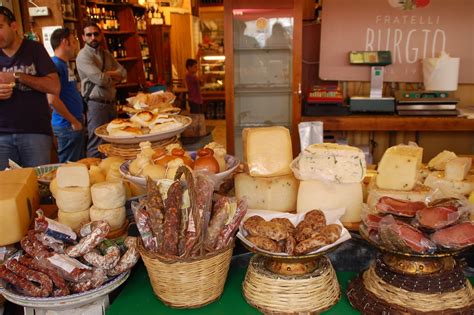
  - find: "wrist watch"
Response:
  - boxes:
[13,72,21,84]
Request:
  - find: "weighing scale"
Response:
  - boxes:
[349,51,395,113]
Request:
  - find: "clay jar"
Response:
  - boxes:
[171,148,194,168]
[194,148,219,174]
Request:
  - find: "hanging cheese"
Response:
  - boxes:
[291,143,366,183]
[427,150,457,171]
[0,168,39,211]
[243,126,293,177]
[58,208,90,230]
[89,205,126,230]
[376,145,423,191]
[106,162,123,182]
[56,164,90,188]
[55,186,91,212]
[98,156,125,175]
[91,180,126,209]
[0,184,33,246]
[297,180,363,224]
[424,171,474,196]
[366,183,431,211]
[235,173,299,212]
[445,157,472,181]
[89,165,106,186]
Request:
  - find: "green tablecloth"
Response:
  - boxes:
[107,261,359,315]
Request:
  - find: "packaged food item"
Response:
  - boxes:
[431,222,474,249]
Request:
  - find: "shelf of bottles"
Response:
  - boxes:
[86,6,120,31]
[145,4,166,26]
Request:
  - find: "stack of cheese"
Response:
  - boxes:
[90,180,127,232]
[367,144,430,211]
[235,126,299,212]
[424,150,474,197]
[0,168,39,246]
[55,164,91,230]
[291,143,366,227]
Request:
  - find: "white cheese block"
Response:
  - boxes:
[0,184,32,246]
[297,180,363,224]
[424,171,474,197]
[56,164,90,188]
[58,208,90,230]
[445,157,472,181]
[427,150,457,171]
[376,145,423,191]
[291,143,366,183]
[55,186,91,213]
[235,173,299,212]
[91,180,126,209]
[366,183,431,211]
[243,126,293,177]
[90,205,126,230]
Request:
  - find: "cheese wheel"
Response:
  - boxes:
[89,205,126,230]
[91,180,126,209]
[55,186,91,213]
[58,208,90,230]
[56,164,90,188]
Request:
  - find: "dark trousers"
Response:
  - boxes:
[189,101,206,114]
[86,100,117,158]
[53,125,85,163]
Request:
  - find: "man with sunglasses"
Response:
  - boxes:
[76,21,126,158]
[48,27,85,163]
[0,6,60,169]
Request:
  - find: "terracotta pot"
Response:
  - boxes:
[194,148,219,174]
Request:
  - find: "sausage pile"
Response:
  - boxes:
[0,214,139,298]
[242,210,343,256]
[133,166,247,258]
[363,197,474,254]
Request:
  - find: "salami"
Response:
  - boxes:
[165,180,183,210]
[108,237,140,276]
[161,207,180,256]
[65,221,110,258]
[195,174,214,254]
[69,268,107,294]
[146,177,164,248]
[214,199,248,250]
[132,200,158,252]
[0,265,49,297]
[5,259,53,297]
[204,199,230,250]
[20,232,52,260]
[83,245,121,270]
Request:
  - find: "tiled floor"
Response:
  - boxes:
[206,119,227,147]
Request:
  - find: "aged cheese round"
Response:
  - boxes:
[89,205,126,230]
[58,208,90,230]
[55,186,91,213]
[99,157,125,175]
[91,180,126,209]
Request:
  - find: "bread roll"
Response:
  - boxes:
[130,110,159,128]
[106,118,140,134]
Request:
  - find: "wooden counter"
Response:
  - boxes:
[301,115,474,131]
[202,90,225,102]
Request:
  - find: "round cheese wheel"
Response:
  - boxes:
[91,180,126,209]
[55,186,91,213]
[89,205,126,230]
[58,208,90,230]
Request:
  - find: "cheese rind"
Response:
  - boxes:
[0,184,32,246]
[445,157,472,181]
[376,145,423,191]
[292,143,366,183]
[235,173,299,212]
[243,127,293,177]
[428,150,457,171]
[297,180,363,224]
[56,164,90,188]
[91,180,126,209]
[55,186,92,212]
[89,205,126,230]
[424,171,474,196]
[58,208,90,230]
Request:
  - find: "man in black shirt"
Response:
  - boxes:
[0,6,60,169]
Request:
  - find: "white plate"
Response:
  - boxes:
[0,271,130,310]
[35,163,63,185]
[95,115,192,144]
[119,154,240,189]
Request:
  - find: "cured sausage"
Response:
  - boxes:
[65,221,110,258]
[5,259,53,297]
[0,265,49,297]
[214,199,248,250]
[108,237,140,276]
[161,207,179,256]
[69,268,107,294]
[431,222,474,249]
[247,236,280,252]
[132,200,158,252]
[376,197,426,218]
[83,245,121,270]
[416,206,460,230]
[204,198,230,250]
[20,232,52,260]
[146,177,164,248]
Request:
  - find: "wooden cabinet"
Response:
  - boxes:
[147,25,172,85]
[224,0,303,156]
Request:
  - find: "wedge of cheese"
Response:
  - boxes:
[424,171,474,196]
[297,179,363,224]
[235,173,299,212]
[0,184,33,246]
[427,150,457,171]
[366,182,431,211]
[376,145,423,191]
[56,164,90,188]
[445,157,472,181]
[0,168,39,211]
[292,143,366,183]
[243,127,293,177]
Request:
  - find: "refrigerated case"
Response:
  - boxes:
[224,0,303,156]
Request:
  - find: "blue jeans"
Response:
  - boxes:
[0,133,52,169]
[52,125,85,163]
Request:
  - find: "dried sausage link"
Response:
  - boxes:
[5,259,52,297]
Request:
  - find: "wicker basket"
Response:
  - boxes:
[98,137,178,159]
[243,255,340,314]
[138,241,233,308]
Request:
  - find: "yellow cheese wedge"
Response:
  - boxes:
[0,184,33,246]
